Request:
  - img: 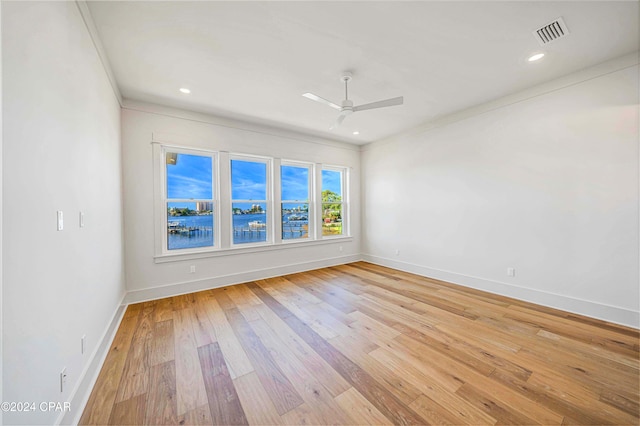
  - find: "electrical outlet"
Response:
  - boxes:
[60,368,67,393]
[79,211,85,228]
[81,335,86,355]
[189,265,196,274]
[395,249,400,256]
[339,246,343,252]
[507,267,515,277]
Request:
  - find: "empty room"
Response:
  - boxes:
[1,1,639,425]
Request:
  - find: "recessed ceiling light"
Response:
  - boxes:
[353,131,360,135]
[528,53,545,62]
[179,88,191,94]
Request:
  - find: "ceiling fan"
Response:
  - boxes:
[303,72,403,130]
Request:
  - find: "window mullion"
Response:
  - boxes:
[273,158,282,245]
[154,143,166,255]
[219,151,232,249]
[314,164,323,240]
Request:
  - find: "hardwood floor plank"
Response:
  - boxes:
[280,403,325,425]
[114,302,154,403]
[177,404,213,426]
[392,334,565,425]
[260,285,344,339]
[80,304,141,425]
[369,346,464,395]
[334,387,393,426]
[368,347,498,425]
[536,329,639,370]
[198,342,248,425]
[505,306,638,354]
[108,393,146,425]
[224,283,264,307]
[328,335,421,406]
[153,297,174,323]
[149,319,174,366]
[199,294,254,379]
[408,394,472,426]
[233,372,282,426]
[489,368,621,425]
[392,322,529,380]
[82,263,639,426]
[286,272,360,314]
[216,291,304,415]
[455,383,537,425]
[436,321,522,353]
[249,318,356,425]
[279,276,326,305]
[600,389,640,418]
[526,371,638,424]
[173,308,208,415]
[347,310,402,345]
[517,345,638,395]
[364,284,422,308]
[248,281,428,425]
[192,298,217,347]
[309,268,368,295]
[145,361,178,425]
[358,293,440,329]
[252,303,352,397]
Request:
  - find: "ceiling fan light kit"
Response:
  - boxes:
[303,72,404,130]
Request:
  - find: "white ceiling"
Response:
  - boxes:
[87,1,639,144]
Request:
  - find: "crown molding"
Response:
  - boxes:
[75,1,123,106]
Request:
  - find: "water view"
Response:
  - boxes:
[164,152,341,250]
[167,214,213,250]
[167,211,312,250]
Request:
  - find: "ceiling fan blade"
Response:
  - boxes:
[329,113,347,130]
[302,92,341,110]
[353,96,403,112]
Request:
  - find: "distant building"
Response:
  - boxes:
[196,202,213,212]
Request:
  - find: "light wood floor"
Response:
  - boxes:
[80,262,639,425]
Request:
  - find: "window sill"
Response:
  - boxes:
[154,236,353,264]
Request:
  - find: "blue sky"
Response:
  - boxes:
[168,153,341,200]
[322,170,342,195]
[167,153,212,199]
[281,165,308,200]
[231,160,266,200]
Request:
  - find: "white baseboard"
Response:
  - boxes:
[362,254,639,329]
[57,296,127,425]
[124,254,361,305]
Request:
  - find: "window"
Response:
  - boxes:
[155,142,351,259]
[231,157,271,245]
[164,149,216,251]
[281,163,312,240]
[322,167,346,237]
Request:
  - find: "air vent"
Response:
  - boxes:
[533,17,569,45]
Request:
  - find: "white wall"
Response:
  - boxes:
[362,58,639,327]
[121,103,360,302]
[2,2,125,424]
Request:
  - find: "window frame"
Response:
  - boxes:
[320,165,349,239]
[158,145,219,255]
[153,142,352,263]
[280,160,315,243]
[229,154,273,248]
